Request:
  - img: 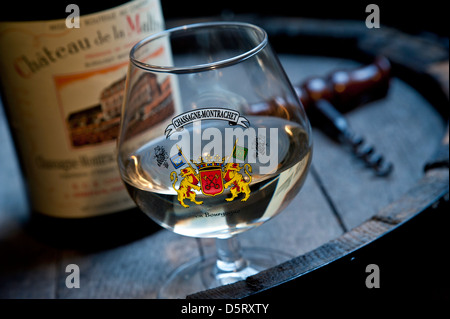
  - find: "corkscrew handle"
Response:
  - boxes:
[250,57,392,119]
[296,56,391,113]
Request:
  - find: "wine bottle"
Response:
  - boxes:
[0,0,170,248]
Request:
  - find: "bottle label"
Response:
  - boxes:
[0,0,174,217]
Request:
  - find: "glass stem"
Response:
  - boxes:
[215,237,248,276]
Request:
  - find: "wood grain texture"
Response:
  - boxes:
[188,168,449,299]
[1,54,444,298]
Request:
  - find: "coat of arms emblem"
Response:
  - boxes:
[169,142,252,207]
[196,156,225,197]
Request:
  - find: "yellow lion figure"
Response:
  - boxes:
[222,163,252,202]
[170,167,203,208]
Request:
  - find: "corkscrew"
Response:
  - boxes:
[297,56,393,176]
[313,99,393,176]
[248,56,394,176]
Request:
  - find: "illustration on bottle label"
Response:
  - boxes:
[0,0,171,217]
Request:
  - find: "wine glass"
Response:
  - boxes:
[117,22,312,298]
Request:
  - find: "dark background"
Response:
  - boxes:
[161,0,448,38]
[1,1,448,38]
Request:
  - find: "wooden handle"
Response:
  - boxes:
[247,57,392,120]
[297,56,391,112]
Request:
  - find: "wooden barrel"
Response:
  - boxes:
[0,17,447,301]
[185,16,449,299]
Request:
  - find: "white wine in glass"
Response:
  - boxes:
[117,22,312,298]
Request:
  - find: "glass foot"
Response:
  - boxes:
[158,247,292,299]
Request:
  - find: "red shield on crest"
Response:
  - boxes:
[200,168,224,196]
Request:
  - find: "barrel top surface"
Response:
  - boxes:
[1,49,447,299]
